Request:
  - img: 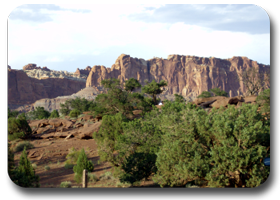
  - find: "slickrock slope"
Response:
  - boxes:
[8,68,86,109]
[86,54,270,100]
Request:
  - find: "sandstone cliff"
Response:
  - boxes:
[8,69,86,109]
[86,54,270,100]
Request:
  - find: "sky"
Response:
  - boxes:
[8,4,270,72]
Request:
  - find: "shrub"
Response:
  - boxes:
[65,147,81,165]
[14,141,34,153]
[69,109,81,118]
[8,108,19,118]
[8,117,32,140]
[32,163,37,170]
[100,171,113,181]
[44,165,50,171]
[153,104,270,188]
[60,181,72,188]
[64,163,74,169]
[197,91,212,98]
[11,147,40,187]
[28,107,50,120]
[88,173,98,183]
[73,148,94,183]
[49,110,59,118]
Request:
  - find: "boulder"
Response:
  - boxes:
[78,121,102,139]
[77,114,94,121]
[48,119,63,127]
[244,95,257,103]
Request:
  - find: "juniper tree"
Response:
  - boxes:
[8,117,32,140]
[124,78,141,93]
[49,109,59,118]
[210,88,228,97]
[174,93,185,103]
[153,103,270,188]
[12,147,40,187]
[73,148,94,183]
[141,80,167,105]
[197,91,212,98]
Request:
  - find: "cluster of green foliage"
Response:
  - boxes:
[256,88,270,116]
[8,114,32,141]
[69,109,81,118]
[174,93,185,103]
[8,146,40,187]
[60,97,96,116]
[27,107,51,120]
[154,103,269,187]
[141,79,167,104]
[49,110,59,118]
[8,108,19,118]
[93,95,270,187]
[73,148,94,183]
[197,87,228,98]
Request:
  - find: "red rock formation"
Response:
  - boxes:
[74,66,92,76]
[86,54,270,99]
[8,69,86,109]
[23,63,50,71]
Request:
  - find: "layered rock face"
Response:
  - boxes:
[86,54,270,100]
[8,69,86,109]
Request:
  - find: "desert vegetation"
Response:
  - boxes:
[8,76,270,188]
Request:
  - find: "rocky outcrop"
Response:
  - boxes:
[23,63,50,71]
[74,66,92,76]
[24,68,87,81]
[8,68,86,109]
[86,54,270,100]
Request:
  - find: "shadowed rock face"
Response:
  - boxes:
[86,54,270,100]
[8,69,86,109]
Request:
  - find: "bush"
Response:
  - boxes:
[73,148,94,183]
[8,108,19,118]
[64,163,74,169]
[153,104,270,188]
[14,141,34,153]
[8,117,32,140]
[65,147,81,165]
[88,173,98,183]
[44,165,50,171]
[49,110,59,118]
[11,147,40,187]
[28,107,50,120]
[60,181,72,188]
[69,109,81,118]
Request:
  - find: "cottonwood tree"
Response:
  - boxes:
[141,80,167,104]
[238,67,270,96]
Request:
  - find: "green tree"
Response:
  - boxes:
[124,78,141,92]
[210,88,228,97]
[256,88,270,116]
[60,100,71,116]
[197,91,212,98]
[8,108,19,118]
[141,80,167,105]
[117,109,164,183]
[49,110,59,118]
[8,117,32,141]
[69,109,81,118]
[28,107,50,120]
[119,153,157,185]
[174,93,185,103]
[11,147,40,187]
[73,148,94,183]
[153,104,270,188]
[93,113,126,167]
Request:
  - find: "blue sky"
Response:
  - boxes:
[8,4,270,72]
